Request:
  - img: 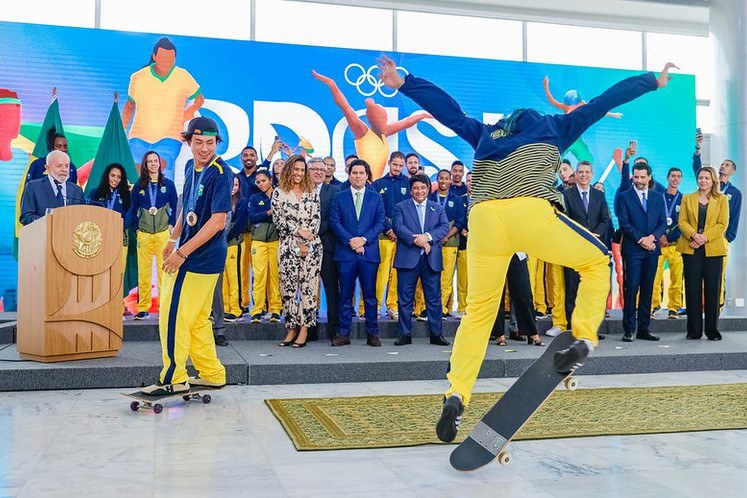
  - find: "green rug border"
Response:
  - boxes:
[265,383,747,451]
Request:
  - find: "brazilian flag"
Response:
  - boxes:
[87,101,138,296]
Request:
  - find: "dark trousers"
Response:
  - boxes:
[338,257,379,336]
[320,250,340,340]
[492,255,537,338]
[682,249,723,339]
[211,273,225,336]
[622,251,658,333]
[397,256,443,337]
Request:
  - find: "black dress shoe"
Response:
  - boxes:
[622,332,634,342]
[393,335,412,346]
[430,335,450,346]
[214,334,228,347]
[636,331,660,341]
[707,332,723,341]
[331,335,351,347]
[366,335,382,347]
[686,334,701,340]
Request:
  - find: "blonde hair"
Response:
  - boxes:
[697,166,722,198]
[279,155,313,193]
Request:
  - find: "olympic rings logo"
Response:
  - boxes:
[344,63,408,98]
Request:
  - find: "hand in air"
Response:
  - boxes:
[657,62,679,89]
[376,56,405,90]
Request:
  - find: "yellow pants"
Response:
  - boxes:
[136,230,170,313]
[159,270,226,385]
[456,249,468,313]
[359,238,398,315]
[721,241,729,308]
[652,245,683,311]
[441,246,459,314]
[547,263,567,329]
[446,198,609,405]
[239,234,252,309]
[222,244,242,316]
[250,240,281,316]
[528,257,547,313]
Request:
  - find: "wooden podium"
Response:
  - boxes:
[17,205,124,362]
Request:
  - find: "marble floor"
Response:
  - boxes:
[0,371,745,498]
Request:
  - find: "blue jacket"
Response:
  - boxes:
[616,188,667,257]
[19,177,84,225]
[126,179,178,230]
[693,153,742,243]
[26,157,78,185]
[329,187,386,263]
[393,199,450,271]
[371,173,410,231]
[428,191,466,230]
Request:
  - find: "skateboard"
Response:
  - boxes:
[450,331,580,471]
[123,387,217,414]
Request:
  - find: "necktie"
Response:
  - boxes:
[582,191,589,214]
[55,181,64,207]
[354,191,362,219]
[641,192,647,212]
[417,203,425,232]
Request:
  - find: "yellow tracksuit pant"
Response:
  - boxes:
[159,269,226,385]
[446,198,609,405]
[456,249,468,313]
[250,240,281,316]
[528,257,548,313]
[239,234,252,309]
[222,245,242,316]
[136,230,170,313]
[441,246,459,314]
[652,244,683,311]
[548,263,567,329]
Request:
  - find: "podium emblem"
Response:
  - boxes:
[72,221,103,259]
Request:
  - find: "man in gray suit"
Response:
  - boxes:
[20,150,84,225]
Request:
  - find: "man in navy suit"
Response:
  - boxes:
[393,174,450,345]
[20,150,84,225]
[562,161,610,335]
[329,159,386,347]
[616,162,667,342]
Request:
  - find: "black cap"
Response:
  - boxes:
[182,116,221,141]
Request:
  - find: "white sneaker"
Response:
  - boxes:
[545,326,563,337]
[139,381,190,396]
[188,376,225,389]
[387,309,399,320]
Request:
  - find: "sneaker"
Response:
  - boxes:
[270,313,281,323]
[668,310,679,319]
[224,313,240,323]
[134,312,149,320]
[188,376,225,389]
[214,334,228,347]
[650,306,661,318]
[454,311,465,319]
[553,340,591,374]
[436,395,464,443]
[416,311,428,322]
[387,309,399,320]
[251,314,262,323]
[545,326,562,337]
[442,312,452,321]
[678,308,687,316]
[534,309,545,317]
[139,381,189,397]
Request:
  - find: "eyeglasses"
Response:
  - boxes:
[309,167,326,172]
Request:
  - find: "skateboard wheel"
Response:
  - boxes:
[202,394,211,404]
[130,401,140,412]
[564,377,579,391]
[498,451,511,466]
[183,395,191,401]
[153,403,164,414]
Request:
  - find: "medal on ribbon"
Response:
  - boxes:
[186,211,198,226]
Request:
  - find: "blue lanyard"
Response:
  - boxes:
[186,165,206,214]
[148,182,158,207]
[107,190,119,210]
[664,192,680,219]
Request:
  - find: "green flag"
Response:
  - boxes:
[84,101,136,195]
[31,97,65,158]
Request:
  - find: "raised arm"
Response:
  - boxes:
[383,112,433,136]
[543,76,567,111]
[377,55,486,149]
[312,70,368,139]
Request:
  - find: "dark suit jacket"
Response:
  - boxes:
[330,187,386,263]
[562,186,610,244]
[318,183,340,253]
[393,199,450,271]
[20,177,84,225]
[616,188,667,257]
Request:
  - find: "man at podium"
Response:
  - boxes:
[20,150,84,225]
[140,116,229,396]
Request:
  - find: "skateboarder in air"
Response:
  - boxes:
[377,55,677,442]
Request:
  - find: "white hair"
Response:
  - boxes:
[46,149,69,165]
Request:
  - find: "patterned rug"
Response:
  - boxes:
[266,383,747,451]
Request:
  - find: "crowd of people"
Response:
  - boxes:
[18,125,741,352]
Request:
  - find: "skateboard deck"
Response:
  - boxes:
[450,331,579,471]
[123,386,217,414]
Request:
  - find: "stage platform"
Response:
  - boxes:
[1,311,746,391]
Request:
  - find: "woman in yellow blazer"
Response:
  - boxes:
[676,166,729,340]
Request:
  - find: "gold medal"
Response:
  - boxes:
[186,211,198,226]
[148,206,158,216]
